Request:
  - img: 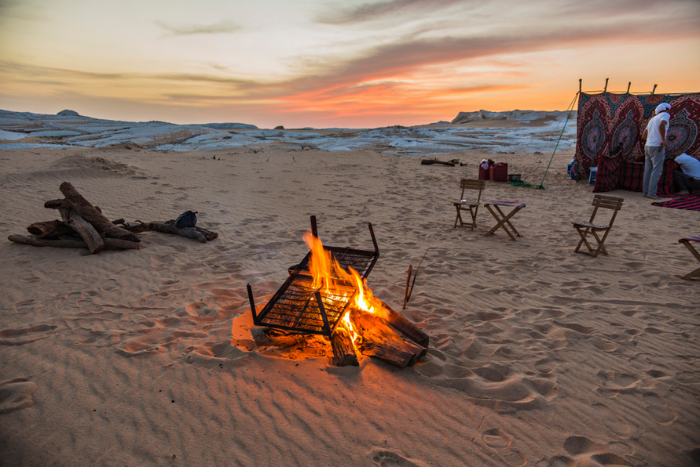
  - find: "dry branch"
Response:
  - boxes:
[121,222,206,243]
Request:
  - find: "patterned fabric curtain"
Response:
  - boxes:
[575,92,700,180]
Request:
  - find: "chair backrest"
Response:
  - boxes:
[589,195,624,226]
[459,179,485,202]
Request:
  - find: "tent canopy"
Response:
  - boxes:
[575,91,700,179]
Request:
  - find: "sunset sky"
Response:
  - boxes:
[1,0,699,128]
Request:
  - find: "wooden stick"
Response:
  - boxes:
[330,327,359,366]
[403,265,413,309]
[604,78,609,92]
[59,208,104,254]
[403,248,429,309]
[8,235,139,250]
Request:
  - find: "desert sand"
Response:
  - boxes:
[0,141,698,466]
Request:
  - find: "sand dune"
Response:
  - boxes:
[0,144,698,466]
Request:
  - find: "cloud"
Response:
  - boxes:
[316,0,464,24]
[154,20,241,36]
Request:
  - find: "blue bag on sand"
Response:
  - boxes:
[175,211,198,228]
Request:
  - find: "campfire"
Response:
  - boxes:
[246,217,428,368]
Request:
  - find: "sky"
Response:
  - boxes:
[1,0,699,128]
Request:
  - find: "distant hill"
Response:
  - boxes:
[452,110,576,124]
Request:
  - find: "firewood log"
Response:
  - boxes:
[44,182,140,242]
[250,327,306,348]
[121,222,207,243]
[330,327,359,366]
[8,235,139,250]
[58,208,104,254]
[353,312,427,368]
[379,301,430,348]
[26,220,73,238]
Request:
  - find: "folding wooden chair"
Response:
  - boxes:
[678,236,700,280]
[452,179,485,230]
[572,195,624,257]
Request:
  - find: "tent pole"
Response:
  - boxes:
[627,82,631,94]
[604,78,609,92]
[579,78,582,93]
[651,84,657,94]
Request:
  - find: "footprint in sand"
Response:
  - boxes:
[534,358,560,375]
[0,324,58,346]
[591,403,631,437]
[482,428,526,466]
[642,391,676,424]
[369,448,428,467]
[100,279,119,292]
[0,378,37,414]
[562,436,634,466]
[596,371,640,392]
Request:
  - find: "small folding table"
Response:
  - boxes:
[483,201,526,241]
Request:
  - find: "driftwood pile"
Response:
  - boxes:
[8,182,217,254]
[251,300,429,369]
[421,158,461,167]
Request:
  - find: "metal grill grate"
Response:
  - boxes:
[247,215,379,337]
[293,246,378,279]
[248,274,356,336]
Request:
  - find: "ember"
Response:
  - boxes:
[247,217,429,368]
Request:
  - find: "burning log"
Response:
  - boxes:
[330,327,359,367]
[381,302,429,348]
[58,208,104,254]
[353,312,427,368]
[8,235,139,250]
[45,182,140,242]
[250,327,306,348]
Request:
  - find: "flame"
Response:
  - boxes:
[341,311,358,344]
[302,230,387,346]
[351,269,375,314]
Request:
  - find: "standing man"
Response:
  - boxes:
[640,103,672,200]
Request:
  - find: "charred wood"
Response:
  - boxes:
[380,301,430,348]
[353,312,426,368]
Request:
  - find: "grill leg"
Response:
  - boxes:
[247,284,258,323]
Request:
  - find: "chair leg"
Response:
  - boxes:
[681,240,700,280]
[591,228,612,257]
[575,227,593,253]
[454,206,462,229]
[468,206,477,231]
[484,205,518,240]
[495,205,520,237]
